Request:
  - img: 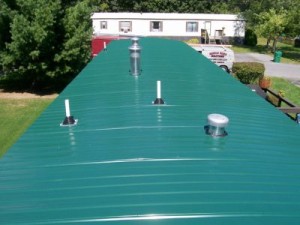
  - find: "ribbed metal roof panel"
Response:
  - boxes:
[1,38,300,224]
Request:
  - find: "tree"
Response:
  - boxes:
[53,0,94,86]
[0,0,17,51]
[210,1,230,14]
[1,0,61,88]
[0,0,94,91]
[284,2,300,37]
[255,8,288,52]
[233,0,299,37]
[94,0,212,13]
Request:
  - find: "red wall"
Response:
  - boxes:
[92,36,128,57]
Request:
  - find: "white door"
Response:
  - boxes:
[204,21,211,35]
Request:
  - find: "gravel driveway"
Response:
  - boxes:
[235,53,300,86]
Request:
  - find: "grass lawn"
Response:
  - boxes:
[0,97,55,157]
[232,37,300,64]
[270,77,300,106]
[262,77,300,120]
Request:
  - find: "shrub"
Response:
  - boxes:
[186,38,199,44]
[295,38,300,48]
[232,62,265,84]
[244,29,257,47]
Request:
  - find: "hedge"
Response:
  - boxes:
[232,62,265,84]
[295,38,300,48]
[244,29,257,47]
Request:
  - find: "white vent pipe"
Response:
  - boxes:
[61,99,77,126]
[153,80,164,105]
[157,80,161,99]
[65,99,71,117]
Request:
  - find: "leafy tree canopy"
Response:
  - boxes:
[0,0,94,91]
[255,8,288,51]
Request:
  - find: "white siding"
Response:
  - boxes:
[92,13,245,38]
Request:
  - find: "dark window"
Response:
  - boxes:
[150,21,163,32]
[100,21,107,29]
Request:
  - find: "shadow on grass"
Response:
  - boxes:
[278,46,300,63]
[233,44,271,54]
[0,74,74,95]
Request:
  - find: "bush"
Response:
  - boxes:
[232,62,265,84]
[186,38,200,44]
[244,29,257,47]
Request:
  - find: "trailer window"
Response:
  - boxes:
[100,21,107,29]
[119,21,132,33]
[150,21,163,32]
[186,22,198,32]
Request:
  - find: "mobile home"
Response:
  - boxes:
[91,12,245,44]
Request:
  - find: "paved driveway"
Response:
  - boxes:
[235,53,300,86]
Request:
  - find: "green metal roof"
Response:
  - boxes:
[1,38,300,224]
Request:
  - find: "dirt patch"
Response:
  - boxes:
[0,89,58,99]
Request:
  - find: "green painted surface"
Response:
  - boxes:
[1,38,300,224]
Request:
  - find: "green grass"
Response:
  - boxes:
[270,77,300,106]
[267,77,300,120]
[0,98,54,157]
[232,37,300,64]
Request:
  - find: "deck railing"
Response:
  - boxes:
[262,88,300,122]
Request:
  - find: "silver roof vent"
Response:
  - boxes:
[129,37,141,76]
[206,113,229,137]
